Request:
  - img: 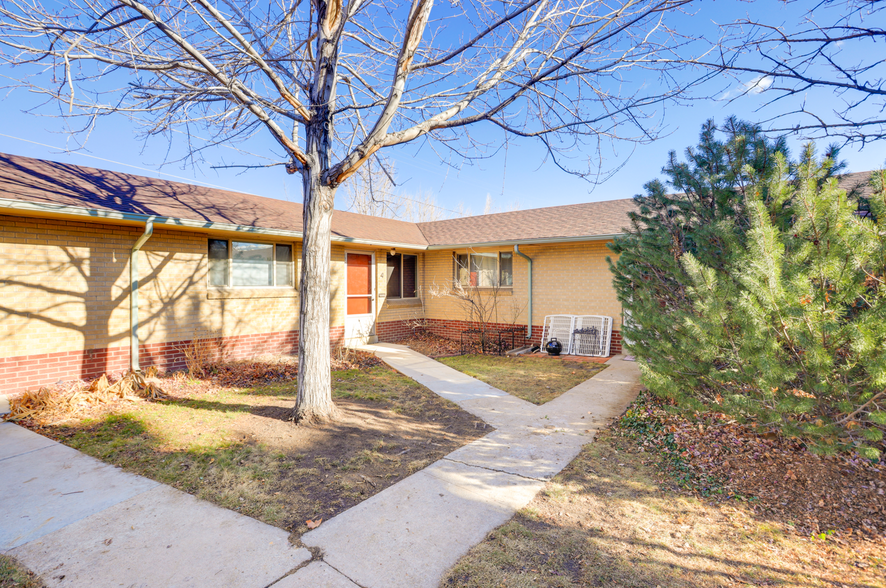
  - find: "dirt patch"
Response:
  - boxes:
[443,431,886,588]
[437,354,606,405]
[17,362,487,539]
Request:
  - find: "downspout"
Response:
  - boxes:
[513,245,533,340]
[130,221,154,372]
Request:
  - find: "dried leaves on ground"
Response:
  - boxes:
[617,392,886,541]
[396,331,465,358]
[4,351,383,426]
[6,371,165,426]
[444,424,886,588]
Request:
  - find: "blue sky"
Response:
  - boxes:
[0,1,883,218]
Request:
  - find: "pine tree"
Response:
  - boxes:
[611,126,886,458]
[608,117,789,412]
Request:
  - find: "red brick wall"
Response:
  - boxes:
[376,319,415,343]
[0,326,349,395]
[419,318,622,354]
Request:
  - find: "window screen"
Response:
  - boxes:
[275,244,293,286]
[499,252,513,287]
[387,253,402,298]
[208,239,229,287]
[402,255,417,298]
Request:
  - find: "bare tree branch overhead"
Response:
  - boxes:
[708,0,886,144]
[0,0,704,421]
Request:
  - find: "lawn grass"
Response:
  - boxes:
[437,355,606,404]
[35,364,484,536]
[442,429,886,588]
[0,555,44,588]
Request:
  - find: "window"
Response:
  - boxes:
[454,252,513,288]
[387,253,417,299]
[208,239,294,287]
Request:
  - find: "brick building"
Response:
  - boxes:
[0,153,635,394]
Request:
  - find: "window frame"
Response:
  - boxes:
[453,251,513,289]
[386,252,418,300]
[207,238,296,289]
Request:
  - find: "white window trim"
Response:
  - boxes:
[208,238,296,289]
[454,252,514,289]
[387,253,419,300]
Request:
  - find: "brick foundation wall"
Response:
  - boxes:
[0,326,351,395]
[376,319,415,343]
[420,318,622,355]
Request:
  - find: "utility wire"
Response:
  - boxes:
[0,132,232,191]
[0,131,479,217]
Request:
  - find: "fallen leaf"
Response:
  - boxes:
[306,519,323,529]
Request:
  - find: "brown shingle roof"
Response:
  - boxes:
[0,153,428,246]
[1,152,875,249]
[837,170,876,200]
[417,200,637,246]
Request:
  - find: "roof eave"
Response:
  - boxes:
[0,197,432,247]
[425,233,624,250]
[0,197,305,239]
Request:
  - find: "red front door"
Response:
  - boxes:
[346,253,373,315]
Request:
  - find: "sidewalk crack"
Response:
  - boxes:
[441,457,547,482]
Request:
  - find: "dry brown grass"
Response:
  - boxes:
[443,431,886,588]
[437,354,606,404]
[0,555,44,588]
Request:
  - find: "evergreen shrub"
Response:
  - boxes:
[610,120,886,458]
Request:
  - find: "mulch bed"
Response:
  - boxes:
[396,331,465,358]
[4,351,386,426]
[615,392,886,544]
[183,350,383,390]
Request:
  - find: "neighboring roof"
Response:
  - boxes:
[417,200,636,247]
[0,153,428,247]
[837,170,877,200]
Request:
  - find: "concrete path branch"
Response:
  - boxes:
[0,345,641,588]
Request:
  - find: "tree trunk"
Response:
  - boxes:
[293,162,338,423]
[292,8,340,424]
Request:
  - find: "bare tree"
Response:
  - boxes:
[341,156,445,222]
[0,0,702,422]
[706,0,886,144]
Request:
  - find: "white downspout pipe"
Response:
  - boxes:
[513,245,533,340]
[130,221,154,372]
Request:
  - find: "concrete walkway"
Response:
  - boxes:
[1,346,641,588]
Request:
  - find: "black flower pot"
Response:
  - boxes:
[545,338,563,356]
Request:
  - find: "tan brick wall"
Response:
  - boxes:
[376,249,425,325]
[0,214,305,359]
[421,242,622,329]
[0,212,621,364]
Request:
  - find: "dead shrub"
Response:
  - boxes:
[5,371,165,425]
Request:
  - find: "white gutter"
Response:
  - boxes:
[425,234,622,250]
[331,235,427,249]
[130,221,153,372]
[513,245,533,339]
